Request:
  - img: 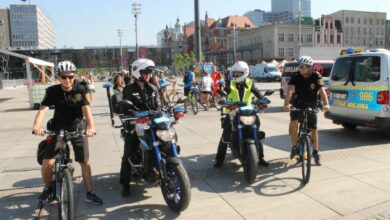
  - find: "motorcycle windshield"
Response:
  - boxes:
[153,112,172,129]
[239,105,256,115]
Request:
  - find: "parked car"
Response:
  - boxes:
[249,63,281,82]
[325,49,390,134]
[279,60,334,99]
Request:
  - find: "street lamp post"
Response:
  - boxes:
[298,0,302,57]
[132,1,141,59]
[233,24,237,62]
[117,29,124,70]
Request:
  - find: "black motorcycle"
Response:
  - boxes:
[219,90,273,183]
[117,98,191,212]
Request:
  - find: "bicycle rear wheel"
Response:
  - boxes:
[299,136,311,184]
[58,168,74,220]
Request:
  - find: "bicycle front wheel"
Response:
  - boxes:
[59,168,74,220]
[299,136,311,184]
[190,93,198,114]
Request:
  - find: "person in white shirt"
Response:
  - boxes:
[200,71,213,110]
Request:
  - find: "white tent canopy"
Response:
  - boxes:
[0,49,54,108]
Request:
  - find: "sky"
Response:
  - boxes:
[0,0,389,48]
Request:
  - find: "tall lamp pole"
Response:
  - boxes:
[194,0,201,62]
[233,24,237,62]
[117,29,124,70]
[298,0,302,57]
[132,1,141,59]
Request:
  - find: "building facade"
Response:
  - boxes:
[386,20,390,49]
[314,15,344,47]
[330,10,386,48]
[224,23,315,64]
[9,4,55,49]
[0,9,11,48]
[272,0,311,18]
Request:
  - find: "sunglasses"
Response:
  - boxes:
[60,75,75,80]
[299,64,310,69]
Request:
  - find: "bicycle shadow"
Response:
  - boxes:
[0,190,42,220]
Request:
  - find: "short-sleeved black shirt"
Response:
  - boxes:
[288,71,323,107]
[41,80,91,128]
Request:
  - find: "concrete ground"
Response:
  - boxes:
[0,81,390,220]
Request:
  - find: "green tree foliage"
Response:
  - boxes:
[172,52,196,73]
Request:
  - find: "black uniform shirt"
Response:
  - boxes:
[288,72,323,107]
[122,81,161,111]
[41,80,91,127]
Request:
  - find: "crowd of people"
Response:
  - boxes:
[32,55,329,203]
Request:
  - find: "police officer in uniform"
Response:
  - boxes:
[120,58,161,197]
[283,56,330,166]
[214,61,269,168]
[32,61,103,205]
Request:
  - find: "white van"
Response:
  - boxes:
[249,63,281,81]
[325,49,390,134]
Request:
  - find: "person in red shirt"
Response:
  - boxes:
[210,65,223,95]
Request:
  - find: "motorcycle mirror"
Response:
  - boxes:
[264,90,275,96]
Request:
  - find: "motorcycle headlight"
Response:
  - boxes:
[240,116,256,125]
[156,128,176,142]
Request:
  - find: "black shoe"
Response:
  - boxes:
[86,192,103,205]
[313,153,321,166]
[121,185,130,197]
[290,147,298,159]
[183,110,188,114]
[39,186,52,204]
[213,160,223,168]
[258,158,269,167]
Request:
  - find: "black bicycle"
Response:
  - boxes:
[34,130,84,220]
[291,107,319,184]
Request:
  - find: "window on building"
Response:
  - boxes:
[358,18,361,24]
[278,33,284,41]
[278,48,285,57]
[288,34,294,41]
[351,17,354,24]
[376,18,380,25]
[330,22,333,29]
[307,34,312,42]
[337,35,341,44]
[364,18,367,25]
[330,35,334,44]
[345,17,349,23]
[317,34,320,44]
[325,22,328,29]
[369,18,373,25]
[288,48,294,57]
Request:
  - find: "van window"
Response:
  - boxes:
[331,56,381,82]
[282,62,299,77]
[312,63,333,77]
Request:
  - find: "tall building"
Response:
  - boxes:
[244,9,265,27]
[0,9,11,48]
[330,10,386,48]
[9,4,55,49]
[386,20,390,49]
[272,0,311,18]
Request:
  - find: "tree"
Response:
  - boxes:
[172,52,196,74]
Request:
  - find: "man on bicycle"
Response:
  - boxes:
[120,58,161,197]
[32,61,103,205]
[183,66,196,113]
[283,56,330,166]
[214,61,269,168]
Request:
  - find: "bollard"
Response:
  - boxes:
[103,83,115,127]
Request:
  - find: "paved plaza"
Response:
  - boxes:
[0,81,390,219]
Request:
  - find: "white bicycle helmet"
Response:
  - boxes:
[298,56,314,66]
[231,61,249,83]
[57,61,76,74]
[131,58,155,80]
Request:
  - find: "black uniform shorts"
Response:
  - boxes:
[43,121,89,163]
[290,109,318,130]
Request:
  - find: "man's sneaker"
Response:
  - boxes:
[313,153,322,166]
[86,192,103,205]
[258,158,269,167]
[121,185,130,197]
[39,186,52,204]
[290,147,298,159]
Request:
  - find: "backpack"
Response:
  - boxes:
[183,71,190,84]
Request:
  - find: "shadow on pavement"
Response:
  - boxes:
[265,127,390,153]
[0,191,41,220]
[128,204,180,219]
[262,106,284,113]
[3,107,33,112]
